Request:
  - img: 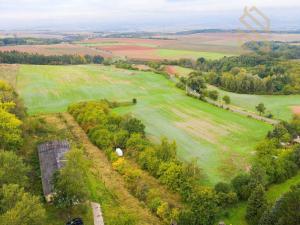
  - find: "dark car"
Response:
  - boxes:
[66,218,84,225]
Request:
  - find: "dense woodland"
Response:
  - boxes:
[196,57,300,95]
[0,51,104,65]
[0,37,63,46]
[169,41,300,95]
[243,41,300,60]
[0,80,46,224]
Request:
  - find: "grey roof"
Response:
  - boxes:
[38,140,70,197]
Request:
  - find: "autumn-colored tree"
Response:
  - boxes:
[0,108,23,150]
[0,184,46,225]
[223,95,231,104]
[53,148,90,209]
[158,161,184,192]
[0,151,29,187]
[190,187,219,225]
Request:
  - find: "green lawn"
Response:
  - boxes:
[208,85,300,121]
[223,172,300,225]
[16,64,271,184]
[157,49,234,60]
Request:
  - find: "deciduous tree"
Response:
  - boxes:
[53,148,90,209]
[246,185,268,225]
[0,151,29,187]
[0,184,45,225]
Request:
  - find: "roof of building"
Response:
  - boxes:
[38,140,70,198]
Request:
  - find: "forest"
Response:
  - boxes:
[178,42,300,95]
[0,51,104,65]
[0,37,63,46]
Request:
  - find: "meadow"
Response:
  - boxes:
[13,64,272,184]
[208,85,300,121]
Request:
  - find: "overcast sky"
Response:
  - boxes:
[0,0,299,30]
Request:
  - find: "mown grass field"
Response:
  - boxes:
[15,64,271,184]
[208,85,300,121]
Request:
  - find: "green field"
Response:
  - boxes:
[208,85,300,121]
[15,64,271,184]
[157,49,233,60]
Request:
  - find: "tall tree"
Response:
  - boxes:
[190,187,219,225]
[259,184,300,225]
[187,75,206,95]
[53,148,90,209]
[246,185,268,225]
[0,151,29,187]
[0,108,23,150]
[0,184,45,225]
[256,103,266,115]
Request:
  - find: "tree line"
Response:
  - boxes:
[0,51,104,65]
[243,41,300,60]
[0,37,63,46]
[0,80,46,225]
[195,55,299,95]
[134,41,300,95]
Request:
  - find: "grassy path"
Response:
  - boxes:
[57,112,161,225]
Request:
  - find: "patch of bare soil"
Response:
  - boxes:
[292,106,300,115]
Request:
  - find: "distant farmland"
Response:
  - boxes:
[0,43,112,57]
[77,36,237,60]
[77,32,300,60]
[2,32,300,61]
[12,64,272,184]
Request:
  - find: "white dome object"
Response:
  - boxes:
[116,148,123,157]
